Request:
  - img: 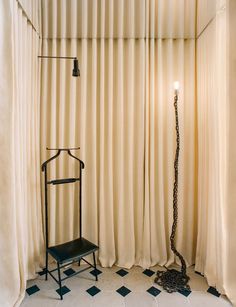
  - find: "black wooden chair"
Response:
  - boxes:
[42,147,99,300]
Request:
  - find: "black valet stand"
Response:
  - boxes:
[42,147,99,300]
[154,88,190,293]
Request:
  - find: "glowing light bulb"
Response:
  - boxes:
[174,81,180,95]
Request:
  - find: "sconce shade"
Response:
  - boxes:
[73,59,80,77]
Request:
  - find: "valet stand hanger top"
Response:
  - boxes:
[42,147,84,171]
[41,146,84,240]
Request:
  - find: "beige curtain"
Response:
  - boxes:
[196,2,236,305]
[0,0,235,306]
[144,39,196,268]
[227,1,236,305]
[17,0,41,34]
[196,10,227,292]
[196,0,236,306]
[40,38,146,268]
[41,39,196,270]
[0,1,43,306]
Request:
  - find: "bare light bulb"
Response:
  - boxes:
[174,81,180,95]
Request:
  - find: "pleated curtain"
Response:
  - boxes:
[197,13,227,291]
[1,1,234,307]
[0,1,43,306]
[40,0,197,269]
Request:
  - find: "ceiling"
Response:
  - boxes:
[42,0,196,39]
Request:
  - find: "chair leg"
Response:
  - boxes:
[93,252,98,281]
[57,262,63,300]
[45,251,48,281]
[78,258,81,266]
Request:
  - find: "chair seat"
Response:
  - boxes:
[48,237,98,264]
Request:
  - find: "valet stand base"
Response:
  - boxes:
[155,268,190,293]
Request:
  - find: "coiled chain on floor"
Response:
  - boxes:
[154,94,190,293]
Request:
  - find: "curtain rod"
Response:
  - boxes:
[38,56,77,60]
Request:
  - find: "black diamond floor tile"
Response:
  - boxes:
[207,287,221,297]
[38,268,47,276]
[178,289,192,297]
[116,269,129,277]
[63,268,76,276]
[90,268,102,277]
[56,286,71,296]
[116,286,131,297]
[147,286,161,297]
[86,286,101,296]
[26,285,40,296]
[143,269,155,277]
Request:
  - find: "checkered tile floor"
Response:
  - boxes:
[21,265,232,307]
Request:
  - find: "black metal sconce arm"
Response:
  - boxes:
[38,55,80,77]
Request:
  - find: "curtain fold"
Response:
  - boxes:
[0,1,19,306]
[17,0,41,34]
[0,1,43,306]
[196,3,229,299]
[144,39,197,268]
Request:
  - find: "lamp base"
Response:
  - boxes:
[155,269,190,293]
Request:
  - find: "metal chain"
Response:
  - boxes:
[154,94,190,293]
[170,94,187,275]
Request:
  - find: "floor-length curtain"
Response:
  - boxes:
[0,1,43,306]
[40,35,196,269]
[144,38,197,268]
[196,4,227,296]
[40,38,146,268]
[0,1,18,306]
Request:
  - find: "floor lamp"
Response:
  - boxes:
[155,82,191,293]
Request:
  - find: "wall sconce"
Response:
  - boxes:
[38,55,80,77]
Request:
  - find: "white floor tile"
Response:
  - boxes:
[156,291,191,307]
[124,291,157,307]
[20,265,232,307]
[91,291,125,307]
[189,291,232,307]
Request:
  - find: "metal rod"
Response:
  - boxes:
[47,147,80,151]
[61,266,92,281]
[38,55,76,60]
[47,264,93,284]
[45,252,48,281]
[44,166,49,250]
[57,262,63,300]
[68,150,84,168]
[48,270,60,285]
[93,252,98,281]
[42,150,61,171]
[81,258,95,268]
[79,164,82,238]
